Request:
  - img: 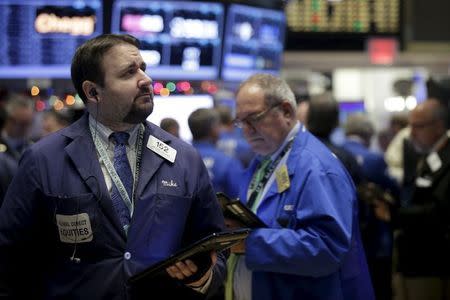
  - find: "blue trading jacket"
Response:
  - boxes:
[192,141,244,198]
[240,128,375,300]
[0,113,226,299]
[342,139,399,258]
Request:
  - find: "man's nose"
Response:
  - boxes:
[138,70,152,88]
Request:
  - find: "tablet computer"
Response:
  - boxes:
[217,192,267,228]
[128,228,250,284]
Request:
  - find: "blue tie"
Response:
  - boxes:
[110,132,133,228]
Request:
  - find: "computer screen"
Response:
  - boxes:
[112,0,224,80]
[221,4,286,82]
[147,94,214,142]
[0,0,102,78]
[285,0,402,50]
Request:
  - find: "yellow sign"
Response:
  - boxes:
[276,164,290,193]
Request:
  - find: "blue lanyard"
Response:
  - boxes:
[90,123,144,220]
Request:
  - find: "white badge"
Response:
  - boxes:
[426,152,442,173]
[147,135,177,163]
[415,176,432,188]
[56,213,93,243]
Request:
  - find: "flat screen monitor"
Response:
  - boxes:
[221,4,286,82]
[147,94,214,142]
[339,101,366,124]
[285,0,402,50]
[0,0,102,78]
[112,1,224,80]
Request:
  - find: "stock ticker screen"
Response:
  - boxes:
[221,4,286,82]
[285,0,402,50]
[112,0,224,80]
[0,0,102,78]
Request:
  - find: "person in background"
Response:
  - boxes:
[41,108,74,137]
[296,99,309,124]
[394,98,450,300]
[215,105,254,167]
[0,33,226,299]
[0,93,34,162]
[0,106,17,206]
[188,108,244,199]
[342,113,399,300]
[306,92,362,184]
[160,117,180,138]
[225,73,374,300]
[378,113,409,153]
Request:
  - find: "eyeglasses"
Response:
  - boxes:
[233,104,280,129]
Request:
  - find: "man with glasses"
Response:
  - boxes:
[224,73,374,300]
[395,98,450,300]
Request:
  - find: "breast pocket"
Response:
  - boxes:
[48,193,101,246]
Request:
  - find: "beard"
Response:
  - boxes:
[123,95,154,124]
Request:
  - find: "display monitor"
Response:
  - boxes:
[0,0,102,78]
[221,4,286,82]
[147,94,214,142]
[112,1,224,80]
[285,0,402,50]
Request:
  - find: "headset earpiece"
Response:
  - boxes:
[90,89,98,97]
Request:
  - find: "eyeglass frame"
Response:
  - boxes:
[233,103,281,129]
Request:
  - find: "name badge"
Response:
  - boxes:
[426,152,442,173]
[415,176,432,188]
[276,164,290,193]
[56,213,93,243]
[147,135,177,163]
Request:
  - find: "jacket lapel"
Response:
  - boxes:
[135,123,169,198]
[63,113,126,237]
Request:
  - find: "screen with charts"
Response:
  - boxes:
[147,94,214,142]
[0,0,102,78]
[221,4,286,82]
[112,0,224,80]
[285,0,402,50]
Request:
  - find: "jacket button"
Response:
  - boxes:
[124,252,131,260]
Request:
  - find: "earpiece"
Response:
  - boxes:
[90,89,98,97]
[70,256,81,264]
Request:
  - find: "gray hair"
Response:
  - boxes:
[238,73,297,111]
[344,113,375,143]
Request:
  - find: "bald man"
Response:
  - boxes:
[395,98,450,300]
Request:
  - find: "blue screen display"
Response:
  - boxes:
[221,4,286,82]
[0,0,103,78]
[112,0,224,80]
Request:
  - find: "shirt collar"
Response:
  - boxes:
[266,122,301,161]
[88,114,139,146]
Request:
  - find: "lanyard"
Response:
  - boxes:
[90,123,144,220]
[247,138,294,210]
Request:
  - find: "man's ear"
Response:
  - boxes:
[280,101,295,119]
[82,81,100,104]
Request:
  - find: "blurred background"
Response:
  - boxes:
[0,0,448,142]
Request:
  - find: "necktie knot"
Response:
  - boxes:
[111,132,130,146]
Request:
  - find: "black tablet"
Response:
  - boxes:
[128,228,250,284]
[217,192,267,228]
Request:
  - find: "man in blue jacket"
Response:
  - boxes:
[188,108,244,198]
[225,73,374,300]
[0,34,226,299]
